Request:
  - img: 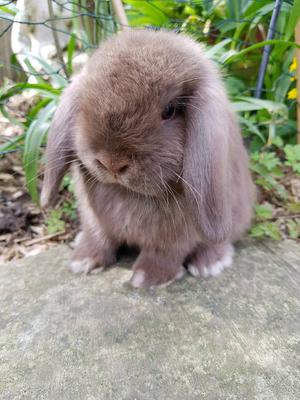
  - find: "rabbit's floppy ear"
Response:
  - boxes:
[40,76,82,208]
[183,82,234,243]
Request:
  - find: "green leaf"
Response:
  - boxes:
[286,219,300,239]
[236,97,288,115]
[250,222,281,240]
[46,209,65,234]
[272,136,284,148]
[285,0,300,40]
[224,39,300,64]
[239,116,265,143]
[0,4,17,16]
[243,1,274,19]
[284,144,300,174]
[284,144,300,162]
[67,34,77,76]
[275,71,294,103]
[255,204,273,220]
[23,58,46,85]
[0,134,25,155]
[62,199,77,220]
[0,83,60,102]
[26,98,52,125]
[254,152,281,171]
[287,203,300,214]
[267,122,276,146]
[225,76,246,98]
[206,39,231,59]
[0,104,24,127]
[275,184,289,200]
[27,55,68,87]
[233,102,264,112]
[23,101,56,203]
[124,0,171,26]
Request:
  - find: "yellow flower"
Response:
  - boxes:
[288,88,298,99]
[289,57,297,72]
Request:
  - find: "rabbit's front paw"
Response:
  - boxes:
[70,257,105,274]
[69,231,117,274]
[130,251,185,289]
[187,243,234,278]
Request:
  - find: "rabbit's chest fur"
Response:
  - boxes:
[75,167,198,251]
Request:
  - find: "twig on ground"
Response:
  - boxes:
[25,230,65,246]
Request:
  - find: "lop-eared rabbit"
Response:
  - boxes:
[41,30,255,289]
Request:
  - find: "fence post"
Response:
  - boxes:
[0,21,16,83]
[296,21,300,144]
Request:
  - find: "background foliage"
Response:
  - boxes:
[0,0,300,241]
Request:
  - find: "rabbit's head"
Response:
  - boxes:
[41,30,244,243]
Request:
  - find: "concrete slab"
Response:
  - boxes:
[0,240,299,400]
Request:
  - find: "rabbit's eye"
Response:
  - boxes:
[162,102,176,120]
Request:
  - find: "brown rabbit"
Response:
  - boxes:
[41,30,255,288]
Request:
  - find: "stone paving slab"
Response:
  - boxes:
[0,240,300,400]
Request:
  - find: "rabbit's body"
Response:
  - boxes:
[73,164,198,251]
[41,30,255,288]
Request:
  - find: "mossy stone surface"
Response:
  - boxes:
[1,241,300,399]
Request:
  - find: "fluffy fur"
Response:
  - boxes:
[41,30,255,288]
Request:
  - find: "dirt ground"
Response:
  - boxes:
[0,151,78,263]
[0,92,78,263]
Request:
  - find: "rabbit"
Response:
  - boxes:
[41,29,256,289]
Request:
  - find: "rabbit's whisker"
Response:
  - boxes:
[164,166,202,219]
[156,168,189,250]
[165,180,189,243]
[22,158,82,191]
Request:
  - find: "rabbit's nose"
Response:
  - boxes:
[96,154,129,175]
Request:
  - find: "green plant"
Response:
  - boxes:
[250,151,288,200]
[125,0,299,145]
[46,195,77,235]
[46,209,66,234]
[250,148,300,240]
[284,144,300,174]
[250,220,281,241]
[0,73,64,202]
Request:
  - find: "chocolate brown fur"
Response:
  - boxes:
[41,30,255,288]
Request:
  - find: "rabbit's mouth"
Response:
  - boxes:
[78,158,183,199]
